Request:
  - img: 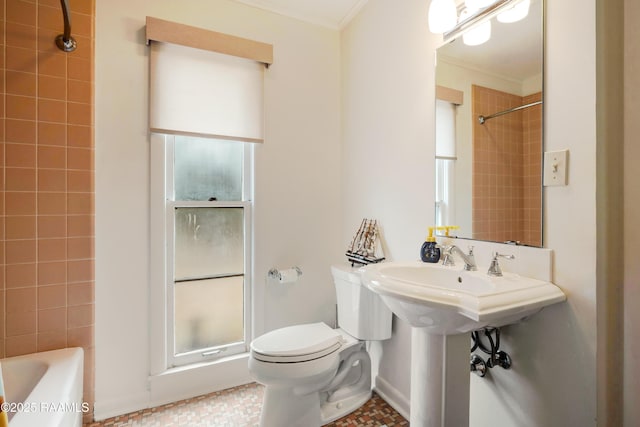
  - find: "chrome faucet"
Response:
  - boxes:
[442,245,477,271]
[487,252,515,276]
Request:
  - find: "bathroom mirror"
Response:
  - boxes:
[434,0,543,246]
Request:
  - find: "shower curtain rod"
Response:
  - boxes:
[55,0,77,52]
[478,100,542,125]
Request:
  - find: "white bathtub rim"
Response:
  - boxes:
[2,347,84,427]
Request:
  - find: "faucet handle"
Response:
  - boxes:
[493,252,515,260]
[467,245,475,255]
[487,252,515,277]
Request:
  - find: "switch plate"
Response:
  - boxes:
[543,149,568,186]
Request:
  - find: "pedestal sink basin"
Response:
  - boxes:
[361,260,566,427]
[361,261,566,333]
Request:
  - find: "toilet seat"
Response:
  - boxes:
[251,323,343,363]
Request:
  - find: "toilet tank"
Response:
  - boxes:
[331,264,392,341]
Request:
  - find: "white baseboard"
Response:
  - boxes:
[374,375,410,421]
[95,358,406,423]
[93,354,252,421]
[93,391,150,421]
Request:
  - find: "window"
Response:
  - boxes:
[435,99,457,227]
[146,17,270,373]
[160,135,252,367]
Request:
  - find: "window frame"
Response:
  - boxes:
[435,158,456,227]
[150,133,253,371]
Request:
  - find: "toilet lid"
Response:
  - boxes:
[251,322,342,362]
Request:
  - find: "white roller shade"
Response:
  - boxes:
[435,99,456,159]
[150,41,264,142]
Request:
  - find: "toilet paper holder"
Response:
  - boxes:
[268,266,303,282]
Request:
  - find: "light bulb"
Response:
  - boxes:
[428,0,458,34]
[457,8,491,45]
[463,19,491,45]
[497,0,530,23]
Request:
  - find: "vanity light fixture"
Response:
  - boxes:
[459,7,491,46]
[497,0,530,22]
[464,0,495,10]
[432,0,531,44]
[428,0,458,33]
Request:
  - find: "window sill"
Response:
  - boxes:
[160,352,249,376]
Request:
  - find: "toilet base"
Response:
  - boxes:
[260,386,323,427]
[320,389,372,425]
[259,386,371,427]
[256,347,373,427]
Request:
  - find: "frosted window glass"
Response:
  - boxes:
[435,158,456,227]
[174,136,243,201]
[174,207,244,280]
[174,277,244,354]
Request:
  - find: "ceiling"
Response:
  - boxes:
[233,0,369,30]
[232,0,541,82]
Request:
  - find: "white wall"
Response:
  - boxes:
[340,0,435,414]
[95,0,342,417]
[341,0,599,425]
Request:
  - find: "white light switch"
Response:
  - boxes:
[543,149,568,186]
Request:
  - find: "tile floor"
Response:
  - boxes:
[84,382,408,427]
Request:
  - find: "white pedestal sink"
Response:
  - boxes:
[362,261,565,427]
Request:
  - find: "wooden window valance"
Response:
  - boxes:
[146,16,273,67]
[436,85,464,105]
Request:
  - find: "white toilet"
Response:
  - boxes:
[248,264,393,427]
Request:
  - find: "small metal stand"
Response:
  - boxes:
[267,266,302,281]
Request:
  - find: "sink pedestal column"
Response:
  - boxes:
[410,329,470,427]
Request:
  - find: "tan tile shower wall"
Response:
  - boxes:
[472,85,542,246]
[0,0,95,417]
[522,92,542,246]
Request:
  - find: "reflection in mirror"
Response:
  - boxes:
[435,0,543,246]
